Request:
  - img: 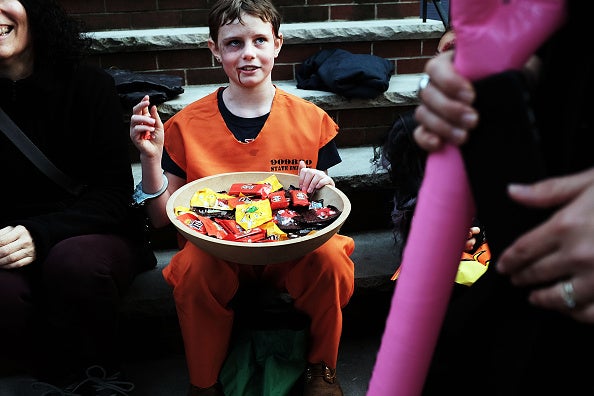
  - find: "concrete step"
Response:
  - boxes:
[131,145,389,186]
[89,19,444,53]
[157,74,424,120]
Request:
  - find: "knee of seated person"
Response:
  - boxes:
[309,259,353,288]
[43,236,117,289]
[0,290,34,333]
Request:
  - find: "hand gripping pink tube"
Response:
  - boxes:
[367,1,566,395]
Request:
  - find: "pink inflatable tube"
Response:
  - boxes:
[367,1,565,395]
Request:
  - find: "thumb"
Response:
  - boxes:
[298,160,307,191]
[298,160,306,173]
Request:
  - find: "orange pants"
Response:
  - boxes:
[163,233,355,388]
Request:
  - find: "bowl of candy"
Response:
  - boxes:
[166,171,351,265]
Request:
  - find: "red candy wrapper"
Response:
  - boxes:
[268,190,289,210]
[228,183,273,199]
[215,219,267,242]
[290,189,309,207]
[197,215,229,239]
[227,196,256,209]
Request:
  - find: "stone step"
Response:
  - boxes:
[157,74,424,120]
[89,19,444,53]
[131,145,389,185]
[90,18,440,102]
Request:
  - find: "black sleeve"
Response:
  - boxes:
[316,139,341,171]
[162,148,186,179]
[16,66,140,261]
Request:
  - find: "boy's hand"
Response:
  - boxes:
[298,160,335,194]
[129,95,165,160]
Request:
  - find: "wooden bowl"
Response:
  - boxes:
[166,171,351,265]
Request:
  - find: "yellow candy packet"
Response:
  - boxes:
[173,206,193,216]
[236,199,273,230]
[257,174,284,192]
[260,220,288,240]
[190,188,234,210]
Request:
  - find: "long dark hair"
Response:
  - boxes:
[20,0,91,71]
[381,111,426,253]
[381,110,486,259]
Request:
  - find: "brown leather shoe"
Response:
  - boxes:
[187,383,224,396]
[303,362,344,396]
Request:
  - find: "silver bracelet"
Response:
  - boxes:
[131,172,169,207]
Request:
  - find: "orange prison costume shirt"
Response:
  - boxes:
[162,88,356,388]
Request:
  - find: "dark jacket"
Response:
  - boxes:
[0,64,152,266]
[296,49,394,99]
[424,1,594,395]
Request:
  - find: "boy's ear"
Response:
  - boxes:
[274,33,283,58]
[207,38,219,58]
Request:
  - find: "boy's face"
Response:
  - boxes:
[208,13,282,88]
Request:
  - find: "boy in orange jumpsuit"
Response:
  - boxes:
[129,0,355,395]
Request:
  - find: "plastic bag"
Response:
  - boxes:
[105,68,185,109]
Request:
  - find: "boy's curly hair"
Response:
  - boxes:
[20,0,91,72]
[208,0,282,43]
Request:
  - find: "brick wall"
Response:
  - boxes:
[63,0,433,147]
[331,105,417,147]
[88,37,440,87]
[59,0,422,31]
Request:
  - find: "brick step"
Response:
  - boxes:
[131,146,390,188]
[124,73,423,163]
[63,0,427,32]
[158,74,424,120]
[89,19,444,53]
[121,74,423,158]
[88,19,443,89]
[105,20,432,150]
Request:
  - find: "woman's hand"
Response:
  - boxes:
[413,51,478,152]
[129,95,165,161]
[497,168,594,323]
[0,225,36,269]
[298,160,334,194]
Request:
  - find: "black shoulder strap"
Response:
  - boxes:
[0,107,85,196]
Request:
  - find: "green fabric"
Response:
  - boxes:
[220,328,307,396]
